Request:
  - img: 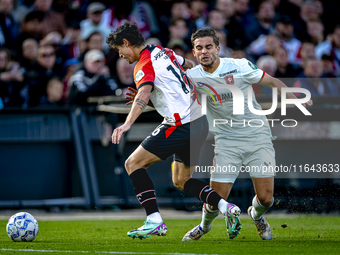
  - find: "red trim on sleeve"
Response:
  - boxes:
[259,71,266,83]
[137,82,154,90]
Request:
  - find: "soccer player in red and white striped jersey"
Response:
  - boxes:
[106,21,242,239]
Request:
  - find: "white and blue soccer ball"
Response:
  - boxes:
[6,212,39,242]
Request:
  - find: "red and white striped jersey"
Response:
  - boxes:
[134,45,202,126]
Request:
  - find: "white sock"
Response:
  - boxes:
[251,195,274,220]
[201,203,219,232]
[217,199,228,214]
[147,212,163,223]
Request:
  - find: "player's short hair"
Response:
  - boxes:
[106,21,145,48]
[191,28,219,47]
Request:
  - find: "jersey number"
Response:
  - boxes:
[167,60,192,94]
[152,125,164,136]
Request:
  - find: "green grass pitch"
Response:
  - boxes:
[1,217,340,254]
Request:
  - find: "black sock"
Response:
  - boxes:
[183,178,222,208]
[129,168,159,216]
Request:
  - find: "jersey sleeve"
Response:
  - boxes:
[134,59,155,90]
[169,50,184,66]
[239,58,265,85]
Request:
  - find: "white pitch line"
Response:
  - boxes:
[0,248,223,255]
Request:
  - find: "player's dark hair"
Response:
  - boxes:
[106,21,145,48]
[191,28,219,47]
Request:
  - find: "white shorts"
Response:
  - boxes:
[210,139,276,183]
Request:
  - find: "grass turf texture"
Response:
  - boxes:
[1,217,339,254]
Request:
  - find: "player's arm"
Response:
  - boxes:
[259,73,313,107]
[112,85,152,144]
[182,58,195,70]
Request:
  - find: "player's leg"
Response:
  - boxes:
[251,177,274,219]
[171,116,239,218]
[181,135,243,240]
[171,160,226,209]
[245,142,275,240]
[202,145,243,239]
[208,181,234,210]
[125,122,187,239]
[247,177,274,240]
[125,145,167,238]
[201,181,233,228]
[173,160,241,240]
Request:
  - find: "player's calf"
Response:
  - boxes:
[251,195,274,220]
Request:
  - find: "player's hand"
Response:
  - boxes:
[112,123,131,144]
[125,87,138,105]
[302,99,313,108]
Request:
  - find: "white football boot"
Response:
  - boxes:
[248,206,272,240]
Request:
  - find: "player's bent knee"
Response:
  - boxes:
[124,158,132,174]
[125,157,141,175]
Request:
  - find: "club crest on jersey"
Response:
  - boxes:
[224,74,234,85]
[135,70,145,82]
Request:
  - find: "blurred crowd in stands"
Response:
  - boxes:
[0,0,339,109]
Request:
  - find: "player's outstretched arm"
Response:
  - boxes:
[112,85,152,144]
[182,58,195,70]
[259,73,313,107]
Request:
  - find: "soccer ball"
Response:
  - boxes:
[6,212,39,242]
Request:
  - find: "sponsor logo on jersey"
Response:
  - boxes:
[135,70,145,82]
[196,82,223,106]
[219,69,237,77]
[224,74,234,85]
[207,93,233,103]
[154,49,167,60]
